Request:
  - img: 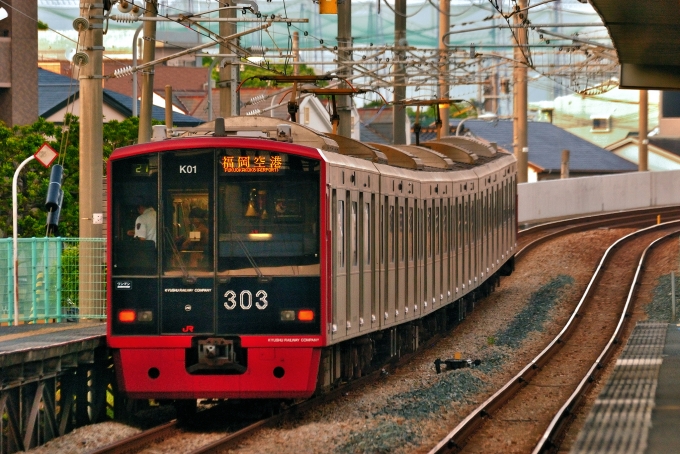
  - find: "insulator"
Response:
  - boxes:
[248,45,268,55]
[245,109,262,116]
[113,66,135,78]
[246,94,266,106]
[72,17,89,31]
[72,52,89,67]
[110,13,140,23]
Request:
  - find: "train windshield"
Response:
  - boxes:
[110,147,320,278]
[217,148,320,274]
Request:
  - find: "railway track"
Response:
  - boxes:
[517,206,680,258]
[428,220,680,454]
[88,208,680,454]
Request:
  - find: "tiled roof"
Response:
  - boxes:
[38,68,203,127]
[103,64,210,96]
[453,119,638,173]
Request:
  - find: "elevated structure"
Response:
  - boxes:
[590,0,680,89]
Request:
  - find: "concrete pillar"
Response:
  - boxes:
[78,0,104,317]
[0,0,38,127]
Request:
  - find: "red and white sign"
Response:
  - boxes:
[34,142,58,168]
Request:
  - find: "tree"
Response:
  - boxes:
[0,115,142,238]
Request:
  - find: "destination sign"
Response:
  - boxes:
[219,155,282,173]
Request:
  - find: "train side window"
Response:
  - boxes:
[380,199,385,265]
[363,200,371,265]
[338,197,345,268]
[351,200,358,267]
[435,204,440,255]
[389,203,395,263]
[408,206,414,261]
[426,205,432,258]
[399,204,404,262]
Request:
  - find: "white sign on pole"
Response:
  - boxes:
[34,142,58,168]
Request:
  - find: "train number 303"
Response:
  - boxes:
[223,290,269,310]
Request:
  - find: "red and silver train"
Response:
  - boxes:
[107,116,517,403]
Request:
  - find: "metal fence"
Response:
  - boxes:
[0,238,106,324]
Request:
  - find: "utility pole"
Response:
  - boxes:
[438,0,450,138]
[392,0,407,144]
[219,2,237,117]
[78,0,104,318]
[337,0,352,138]
[639,90,648,171]
[293,31,300,76]
[138,0,157,144]
[513,0,529,183]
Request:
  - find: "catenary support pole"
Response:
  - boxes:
[639,90,648,171]
[513,0,529,183]
[337,0,352,138]
[219,3,237,118]
[392,0,407,144]
[438,0,450,139]
[138,1,157,144]
[78,0,104,318]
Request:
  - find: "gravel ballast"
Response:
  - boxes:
[26,230,680,454]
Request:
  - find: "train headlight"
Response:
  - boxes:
[280,310,296,321]
[138,311,153,322]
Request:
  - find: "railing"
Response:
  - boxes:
[0,238,106,324]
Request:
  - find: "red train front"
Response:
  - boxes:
[107,126,327,399]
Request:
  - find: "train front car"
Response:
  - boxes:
[107,129,328,400]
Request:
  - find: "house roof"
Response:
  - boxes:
[38,68,203,127]
[648,137,680,157]
[454,119,638,174]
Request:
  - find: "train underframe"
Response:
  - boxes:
[316,257,514,394]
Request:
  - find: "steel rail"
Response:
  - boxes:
[428,219,680,454]
[87,420,180,454]
[532,227,680,453]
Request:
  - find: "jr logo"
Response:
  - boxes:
[182,325,194,333]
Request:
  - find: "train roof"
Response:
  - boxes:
[171,116,513,172]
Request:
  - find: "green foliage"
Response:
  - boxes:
[405,101,477,127]
[362,99,387,109]
[206,58,322,88]
[0,115,141,239]
[61,245,79,306]
[37,20,49,31]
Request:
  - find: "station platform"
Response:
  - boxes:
[571,321,680,453]
[0,321,106,387]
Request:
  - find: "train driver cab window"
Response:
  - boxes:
[217,149,320,275]
[111,156,159,276]
[161,150,214,274]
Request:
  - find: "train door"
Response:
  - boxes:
[405,197,415,319]
[396,195,406,322]
[331,185,347,341]
[359,188,374,332]
[416,200,425,314]
[386,192,396,325]
[431,196,439,309]
[348,188,360,337]
[425,194,434,313]
[442,193,450,305]
[160,150,215,335]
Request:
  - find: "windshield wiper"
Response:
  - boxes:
[164,227,197,285]
[235,235,270,283]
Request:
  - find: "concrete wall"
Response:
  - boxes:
[518,169,680,224]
